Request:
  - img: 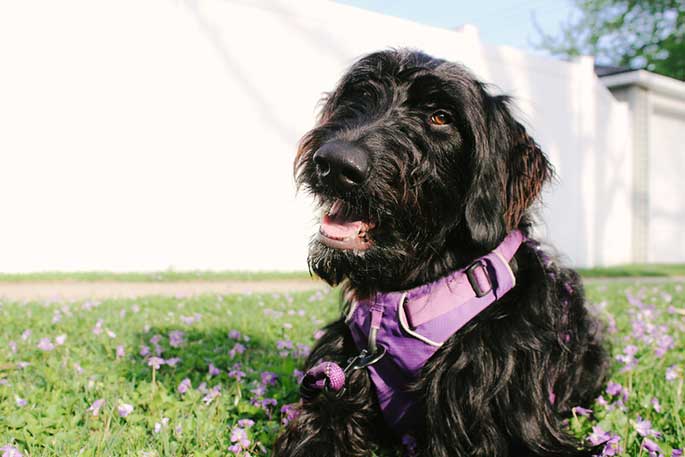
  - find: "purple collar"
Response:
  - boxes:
[345,230,524,435]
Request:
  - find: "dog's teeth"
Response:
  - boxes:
[329,200,343,217]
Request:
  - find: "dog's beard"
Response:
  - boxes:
[308,219,457,295]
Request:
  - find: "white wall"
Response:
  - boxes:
[649,94,685,262]
[0,0,634,271]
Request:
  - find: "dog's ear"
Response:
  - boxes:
[464,94,552,249]
[502,117,553,231]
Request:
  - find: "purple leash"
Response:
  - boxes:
[300,361,346,400]
[300,347,386,401]
[301,298,388,401]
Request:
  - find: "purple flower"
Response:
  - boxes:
[605,382,623,396]
[642,438,661,455]
[117,403,134,417]
[150,334,162,345]
[616,345,638,371]
[672,449,683,457]
[280,403,300,426]
[37,338,54,352]
[230,426,250,448]
[261,371,278,386]
[87,399,105,416]
[21,329,31,341]
[139,345,150,357]
[666,365,680,382]
[208,363,221,377]
[165,357,180,367]
[605,381,629,402]
[55,334,66,345]
[296,343,311,358]
[237,419,255,428]
[180,313,201,325]
[651,397,662,412]
[276,339,293,350]
[587,426,610,446]
[229,343,246,359]
[293,369,304,384]
[251,384,266,398]
[116,345,125,359]
[261,398,277,410]
[572,406,592,417]
[177,378,191,394]
[169,330,185,348]
[655,334,674,357]
[601,434,622,456]
[73,363,83,374]
[635,416,660,437]
[623,344,638,356]
[14,396,27,407]
[228,364,245,381]
[0,445,24,457]
[202,385,221,405]
[92,320,103,335]
[313,329,325,340]
[147,357,165,370]
[8,341,16,354]
[228,329,241,340]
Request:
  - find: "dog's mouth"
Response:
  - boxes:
[318,199,374,251]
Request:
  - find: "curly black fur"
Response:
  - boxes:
[274,49,609,457]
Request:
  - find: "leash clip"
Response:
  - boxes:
[344,347,387,373]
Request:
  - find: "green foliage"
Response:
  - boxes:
[535,0,685,80]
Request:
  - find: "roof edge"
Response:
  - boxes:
[600,69,685,101]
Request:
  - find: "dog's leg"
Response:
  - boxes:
[273,319,385,457]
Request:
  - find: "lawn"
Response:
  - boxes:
[0,271,313,283]
[0,279,684,456]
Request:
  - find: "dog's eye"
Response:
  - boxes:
[430,110,452,126]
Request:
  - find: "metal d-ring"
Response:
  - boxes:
[344,346,387,373]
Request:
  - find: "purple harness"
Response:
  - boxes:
[301,230,524,436]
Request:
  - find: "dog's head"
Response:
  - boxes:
[296,50,552,292]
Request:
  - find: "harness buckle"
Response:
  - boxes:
[466,260,492,298]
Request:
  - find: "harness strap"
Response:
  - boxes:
[402,230,522,330]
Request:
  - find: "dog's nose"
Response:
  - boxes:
[313,140,369,191]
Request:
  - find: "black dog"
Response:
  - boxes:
[274,49,608,457]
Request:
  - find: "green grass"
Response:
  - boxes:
[0,270,313,283]
[1,280,684,456]
[1,264,683,283]
[578,263,685,278]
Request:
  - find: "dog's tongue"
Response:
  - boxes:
[321,213,364,239]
